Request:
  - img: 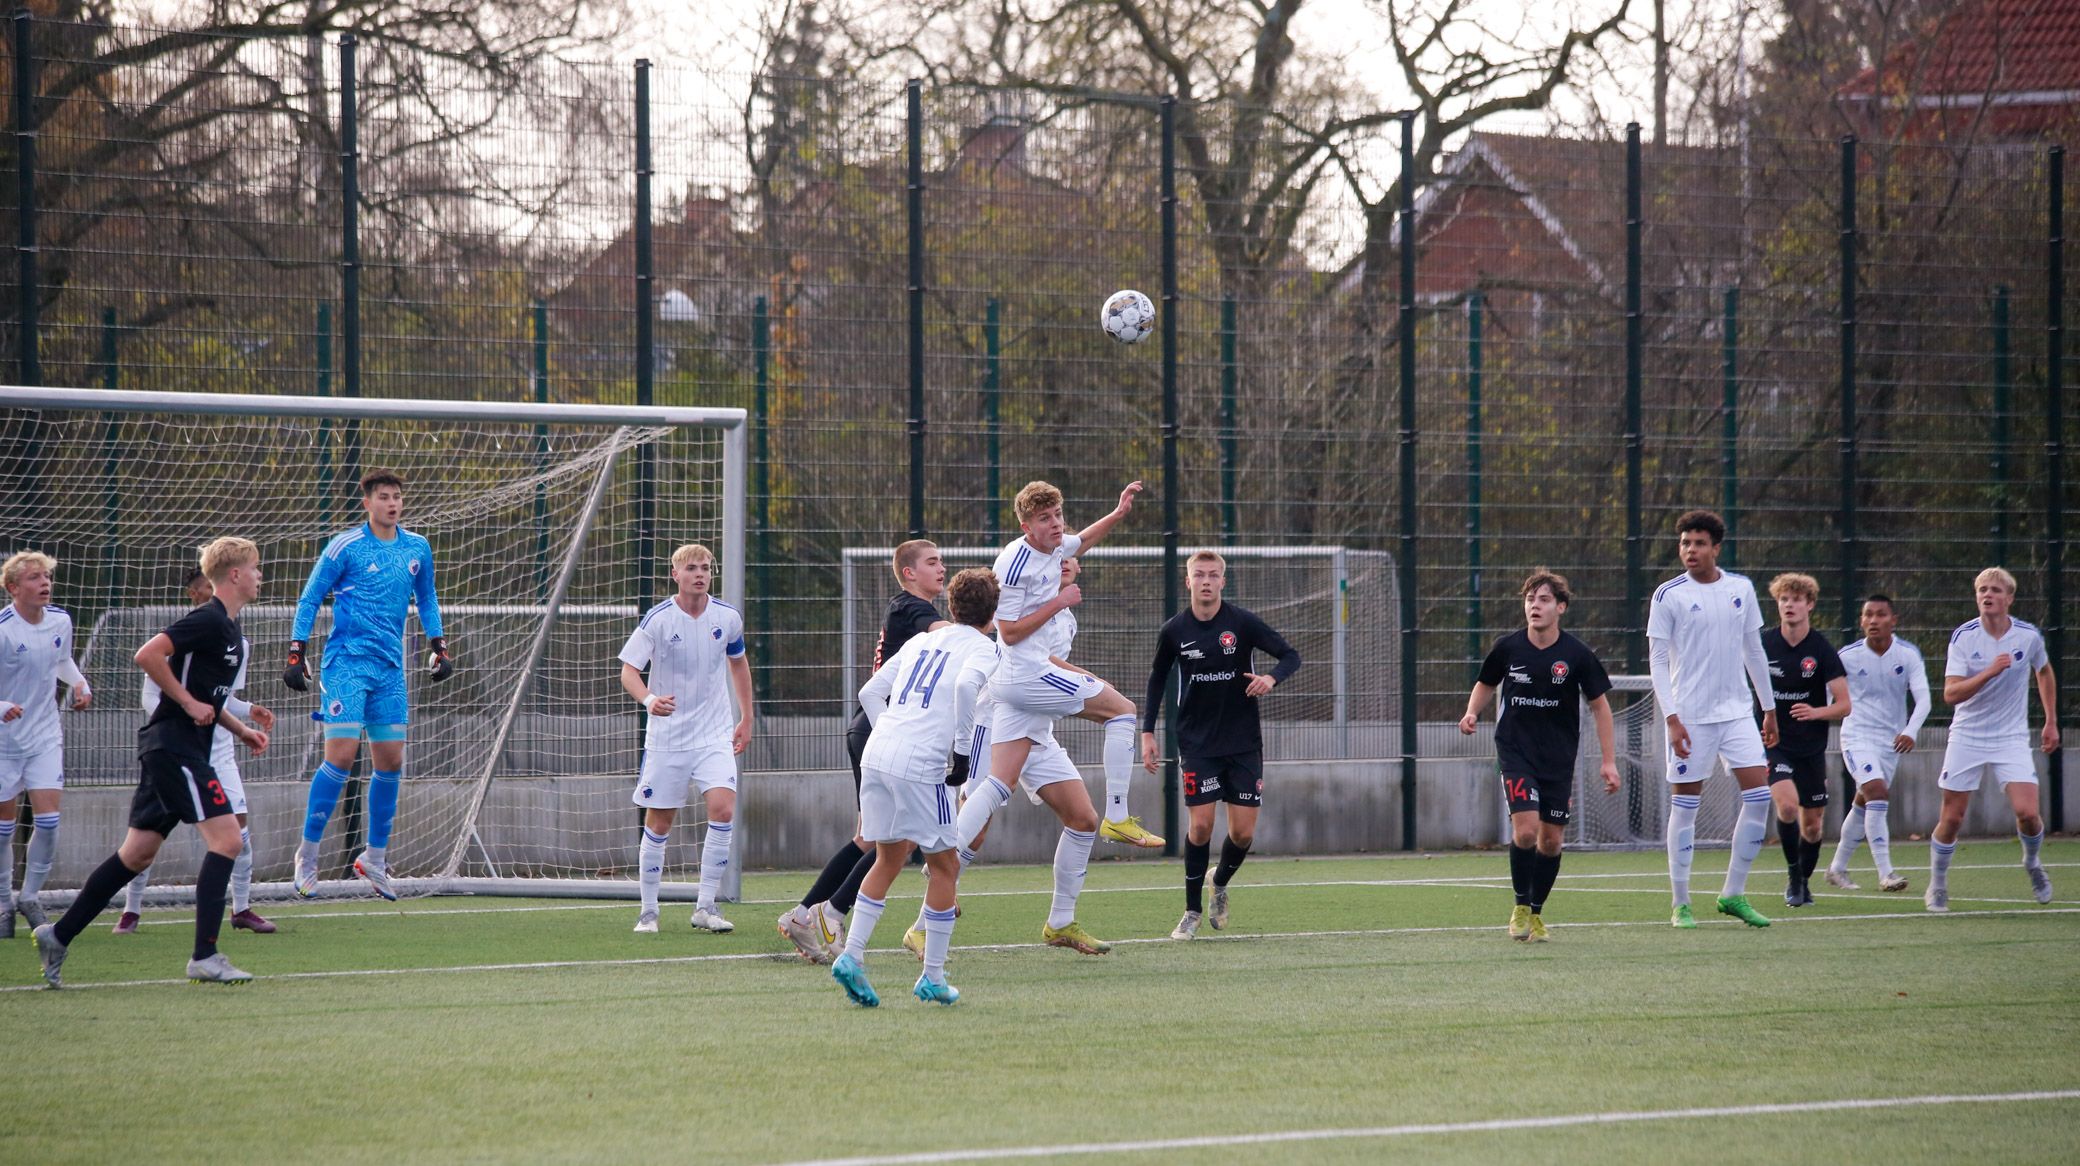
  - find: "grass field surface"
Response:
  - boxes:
[5,841,2076,1165]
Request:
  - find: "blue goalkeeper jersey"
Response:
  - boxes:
[293,523,444,675]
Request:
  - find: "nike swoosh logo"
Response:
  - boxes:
[1181,641,1196,648]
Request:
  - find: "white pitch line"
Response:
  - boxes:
[769,1090,2080,1166]
[11,905,2076,994]
[111,860,2074,926]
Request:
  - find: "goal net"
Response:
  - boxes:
[1567,676,1744,850]
[842,545,1399,759]
[0,387,746,900]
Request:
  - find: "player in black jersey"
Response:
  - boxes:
[779,539,949,961]
[34,537,270,987]
[1760,573,1849,907]
[1141,551,1300,939]
[1459,570,1618,941]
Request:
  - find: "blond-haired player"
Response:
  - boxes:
[1759,573,1849,908]
[956,479,1151,955]
[1926,567,2060,911]
[0,551,92,938]
[34,538,268,986]
[620,543,754,933]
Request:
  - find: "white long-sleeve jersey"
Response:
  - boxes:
[859,624,997,783]
[1646,570,1772,725]
[1838,636,1930,748]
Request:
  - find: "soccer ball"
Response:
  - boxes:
[1100,289,1156,344]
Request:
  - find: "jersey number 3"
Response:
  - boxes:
[897,649,953,708]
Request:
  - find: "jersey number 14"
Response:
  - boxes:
[897,649,954,708]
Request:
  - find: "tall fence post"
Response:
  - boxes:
[12,10,37,390]
[753,294,772,698]
[905,78,926,539]
[532,299,552,601]
[2046,145,2066,833]
[98,308,121,615]
[1466,290,1483,667]
[1220,295,1239,545]
[1993,285,2011,570]
[1159,94,1182,856]
[338,35,361,484]
[633,60,656,610]
[983,297,1000,544]
[315,303,333,526]
[1624,124,1644,672]
[1397,112,1419,852]
[1838,134,1859,632]
[1721,286,1739,568]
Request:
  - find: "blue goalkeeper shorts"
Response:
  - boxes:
[320,667,410,740]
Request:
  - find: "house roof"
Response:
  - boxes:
[1837,0,2080,106]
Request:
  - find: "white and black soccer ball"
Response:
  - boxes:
[1100,289,1156,345]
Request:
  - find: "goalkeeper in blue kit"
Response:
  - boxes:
[284,471,452,899]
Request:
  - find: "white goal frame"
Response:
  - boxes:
[0,385,747,901]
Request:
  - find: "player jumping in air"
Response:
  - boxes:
[34,538,268,986]
[779,540,945,962]
[119,571,277,935]
[830,568,999,1007]
[620,544,754,934]
[1458,569,1617,941]
[1926,568,2060,912]
[1823,594,1929,894]
[286,470,451,900]
[1143,550,1301,940]
[1759,574,1850,908]
[956,479,1153,955]
[1647,509,1779,929]
[0,552,92,938]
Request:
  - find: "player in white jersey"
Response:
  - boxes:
[1925,567,2060,911]
[828,569,1000,1007]
[116,571,278,935]
[618,544,754,934]
[897,556,1086,958]
[1823,594,1929,894]
[1645,510,1778,929]
[0,552,93,938]
[964,480,1149,956]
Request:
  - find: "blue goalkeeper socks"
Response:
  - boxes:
[367,770,402,849]
[302,761,350,845]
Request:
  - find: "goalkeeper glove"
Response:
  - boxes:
[282,641,311,692]
[427,636,454,682]
[946,752,971,787]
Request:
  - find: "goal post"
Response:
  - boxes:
[0,385,747,901]
[1565,675,1744,851]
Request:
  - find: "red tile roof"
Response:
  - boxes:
[1838,0,2080,101]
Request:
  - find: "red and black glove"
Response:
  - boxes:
[282,641,311,692]
[427,636,454,682]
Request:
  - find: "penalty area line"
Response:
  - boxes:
[9,905,2076,994]
[769,1090,2080,1166]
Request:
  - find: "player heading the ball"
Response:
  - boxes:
[286,470,451,902]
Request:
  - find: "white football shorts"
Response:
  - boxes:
[1663,716,1767,784]
[991,667,1104,743]
[1839,739,1901,788]
[1937,738,2038,792]
[632,743,738,809]
[858,765,959,852]
[0,746,62,801]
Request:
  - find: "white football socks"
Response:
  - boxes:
[920,904,956,983]
[1865,800,1894,880]
[1047,827,1096,928]
[697,821,733,912]
[232,828,253,913]
[845,892,885,963]
[958,777,1012,850]
[22,812,58,898]
[638,828,668,914]
[1102,715,1136,820]
[125,864,152,915]
[1720,786,1774,898]
[1831,802,1867,873]
[2020,827,2045,870]
[1666,794,1701,907]
[1930,837,1957,888]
